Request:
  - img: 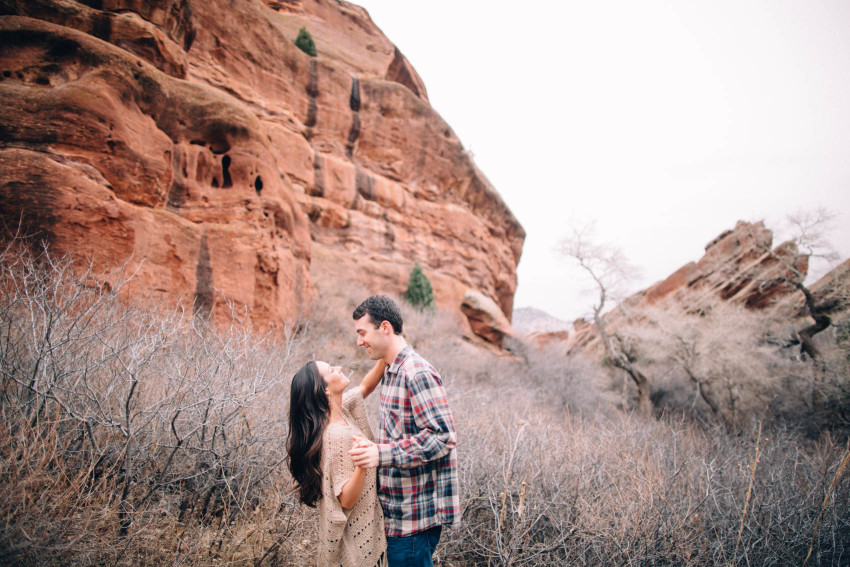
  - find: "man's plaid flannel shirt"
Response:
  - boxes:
[376,345,459,536]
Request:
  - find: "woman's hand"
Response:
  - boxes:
[338,434,374,509]
[338,462,366,509]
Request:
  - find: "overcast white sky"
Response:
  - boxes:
[355,0,850,322]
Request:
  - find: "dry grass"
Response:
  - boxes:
[1,243,848,565]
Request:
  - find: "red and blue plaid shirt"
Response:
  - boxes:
[376,345,459,536]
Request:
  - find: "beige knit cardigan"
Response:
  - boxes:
[317,388,386,567]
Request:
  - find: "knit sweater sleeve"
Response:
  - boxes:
[342,388,376,442]
[342,387,360,415]
[325,426,356,502]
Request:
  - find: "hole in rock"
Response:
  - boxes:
[222,155,232,188]
[254,176,263,193]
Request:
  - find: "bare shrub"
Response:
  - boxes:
[507,336,614,415]
[621,302,779,427]
[0,241,301,565]
[1,241,848,566]
[610,297,850,434]
[441,392,850,566]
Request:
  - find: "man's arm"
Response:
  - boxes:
[377,368,456,469]
[349,366,456,470]
[358,359,385,399]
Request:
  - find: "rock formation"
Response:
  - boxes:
[461,289,516,347]
[567,221,823,353]
[0,0,524,332]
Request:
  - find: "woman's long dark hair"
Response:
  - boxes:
[286,361,329,507]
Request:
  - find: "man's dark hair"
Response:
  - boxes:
[353,295,403,335]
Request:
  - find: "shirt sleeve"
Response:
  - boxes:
[377,367,456,469]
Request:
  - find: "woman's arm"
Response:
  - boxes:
[358,359,385,399]
[337,465,366,509]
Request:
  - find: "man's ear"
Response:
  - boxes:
[379,320,392,335]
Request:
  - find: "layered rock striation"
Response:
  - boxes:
[567,221,828,353]
[0,0,524,329]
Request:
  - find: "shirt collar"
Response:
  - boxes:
[387,344,413,374]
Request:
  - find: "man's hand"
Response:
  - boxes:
[349,434,380,468]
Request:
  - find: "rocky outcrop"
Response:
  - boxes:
[640,221,808,309]
[0,0,524,330]
[461,289,516,347]
[567,221,815,353]
[524,329,570,349]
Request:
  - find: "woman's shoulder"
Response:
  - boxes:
[342,387,364,408]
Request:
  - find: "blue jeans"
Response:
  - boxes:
[386,525,442,567]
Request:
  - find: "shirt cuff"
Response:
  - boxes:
[377,443,394,467]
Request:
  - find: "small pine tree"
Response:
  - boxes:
[294,27,317,57]
[404,262,434,310]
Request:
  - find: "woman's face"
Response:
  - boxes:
[316,361,349,396]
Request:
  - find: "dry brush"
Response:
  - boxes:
[0,242,848,566]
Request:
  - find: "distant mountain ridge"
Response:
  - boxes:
[512,306,572,335]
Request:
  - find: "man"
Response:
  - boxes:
[348,295,458,567]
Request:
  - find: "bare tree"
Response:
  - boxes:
[559,225,652,416]
[751,209,840,359]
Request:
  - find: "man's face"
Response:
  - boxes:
[355,314,387,360]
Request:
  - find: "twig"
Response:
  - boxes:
[802,441,850,567]
[731,421,762,567]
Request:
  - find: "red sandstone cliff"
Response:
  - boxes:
[0,0,524,330]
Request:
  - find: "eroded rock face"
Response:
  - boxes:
[0,0,524,330]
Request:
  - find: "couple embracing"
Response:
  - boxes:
[287,295,459,567]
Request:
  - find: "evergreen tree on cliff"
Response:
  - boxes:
[405,262,435,310]
[295,27,317,57]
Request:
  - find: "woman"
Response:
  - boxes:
[287,359,386,567]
